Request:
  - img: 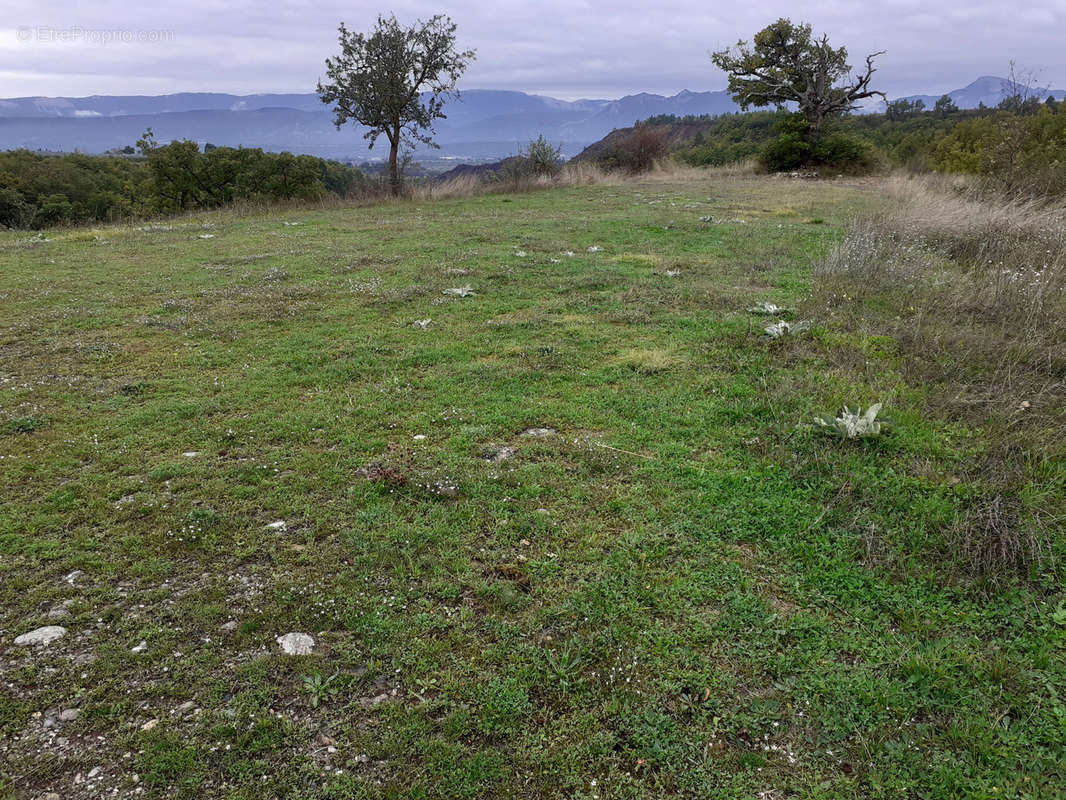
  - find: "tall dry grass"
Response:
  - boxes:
[810,173,1066,584]
[821,174,1066,334]
[408,159,725,201]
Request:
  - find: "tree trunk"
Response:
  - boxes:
[809,110,825,145]
[388,136,400,197]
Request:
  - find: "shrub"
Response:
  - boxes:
[599,125,670,173]
[934,105,1066,198]
[0,141,365,228]
[759,114,875,172]
[524,135,563,178]
[760,133,811,171]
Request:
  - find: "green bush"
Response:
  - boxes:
[760,134,811,171]
[757,114,875,173]
[814,132,877,172]
[934,104,1066,197]
[0,141,365,229]
[524,135,563,177]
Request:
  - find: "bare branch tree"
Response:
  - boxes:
[711,19,885,141]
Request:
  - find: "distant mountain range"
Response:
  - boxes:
[1,76,1062,161]
[895,75,1066,109]
[0,88,741,161]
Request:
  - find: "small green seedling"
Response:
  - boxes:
[302,671,339,708]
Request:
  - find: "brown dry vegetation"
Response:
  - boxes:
[807,173,1066,584]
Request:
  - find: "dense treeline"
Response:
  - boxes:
[609,95,1066,198]
[0,134,364,229]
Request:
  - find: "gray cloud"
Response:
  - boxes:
[4,1,1065,99]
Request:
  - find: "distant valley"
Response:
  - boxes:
[0,89,741,162]
[1,76,1062,164]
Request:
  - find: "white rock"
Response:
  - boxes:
[521,427,557,438]
[276,632,314,655]
[14,626,66,647]
[131,640,148,653]
[140,719,158,731]
[266,520,287,531]
[181,451,200,457]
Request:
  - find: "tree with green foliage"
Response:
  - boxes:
[711,18,884,143]
[934,94,959,117]
[885,98,926,120]
[523,135,563,178]
[317,14,475,196]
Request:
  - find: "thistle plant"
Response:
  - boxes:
[764,319,810,338]
[748,301,789,314]
[813,402,886,439]
[442,286,475,297]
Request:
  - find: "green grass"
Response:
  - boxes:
[1,176,1063,799]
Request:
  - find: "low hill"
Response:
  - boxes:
[569,119,722,164]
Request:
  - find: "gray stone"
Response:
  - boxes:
[174,701,196,716]
[481,445,515,463]
[14,626,67,647]
[219,621,239,632]
[359,692,391,708]
[58,709,79,722]
[276,632,314,655]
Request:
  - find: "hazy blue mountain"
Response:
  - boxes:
[3,76,1061,161]
[0,88,734,159]
[0,89,609,120]
[0,93,323,117]
[893,75,1066,109]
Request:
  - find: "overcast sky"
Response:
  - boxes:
[3,1,1065,100]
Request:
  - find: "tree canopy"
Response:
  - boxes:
[711,19,884,140]
[317,14,475,194]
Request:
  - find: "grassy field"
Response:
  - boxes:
[1,174,1064,799]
